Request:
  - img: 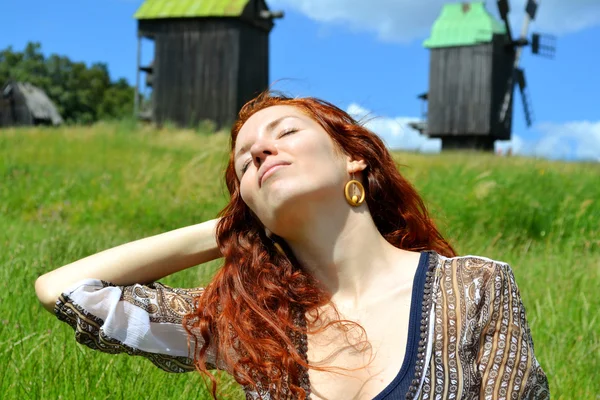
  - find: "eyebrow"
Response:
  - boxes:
[235,115,298,160]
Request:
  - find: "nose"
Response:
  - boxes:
[249,137,278,167]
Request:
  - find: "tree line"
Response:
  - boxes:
[0,42,134,124]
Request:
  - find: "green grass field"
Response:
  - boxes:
[1,122,598,399]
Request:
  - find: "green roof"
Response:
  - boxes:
[423,2,506,48]
[134,0,251,20]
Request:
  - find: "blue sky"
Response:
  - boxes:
[2,0,599,161]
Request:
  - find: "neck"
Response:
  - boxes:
[282,201,416,307]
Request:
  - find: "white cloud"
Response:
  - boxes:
[270,0,600,42]
[496,121,600,161]
[520,0,600,36]
[348,102,600,161]
[346,103,441,152]
[535,121,600,161]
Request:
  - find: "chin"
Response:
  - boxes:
[257,183,311,231]
[261,182,339,236]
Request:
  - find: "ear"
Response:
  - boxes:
[346,156,367,175]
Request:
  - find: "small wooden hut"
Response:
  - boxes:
[0,82,63,127]
[420,2,514,150]
[134,0,283,129]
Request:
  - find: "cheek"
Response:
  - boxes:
[305,135,341,165]
[239,178,254,206]
[239,175,263,217]
[302,143,345,179]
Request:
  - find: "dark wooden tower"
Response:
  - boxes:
[133,0,283,129]
[413,1,555,151]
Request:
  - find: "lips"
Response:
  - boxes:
[259,161,290,187]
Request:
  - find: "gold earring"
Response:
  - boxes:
[273,241,286,256]
[344,178,365,206]
[265,229,286,256]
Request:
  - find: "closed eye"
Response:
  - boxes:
[241,159,252,174]
[278,127,298,138]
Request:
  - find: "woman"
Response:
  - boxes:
[35,93,549,399]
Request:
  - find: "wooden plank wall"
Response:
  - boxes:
[140,18,270,129]
[427,43,493,137]
[152,19,241,128]
[0,90,33,127]
[0,99,10,127]
[237,23,269,112]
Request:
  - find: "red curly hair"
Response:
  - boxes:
[184,92,456,398]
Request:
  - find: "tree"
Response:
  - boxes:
[98,78,134,121]
[0,42,134,124]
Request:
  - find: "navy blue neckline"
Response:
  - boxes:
[370,251,430,400]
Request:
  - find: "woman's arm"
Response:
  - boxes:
[477,262,549,399]
[35,218,221,312]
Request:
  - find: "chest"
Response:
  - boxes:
[305,298,412,400]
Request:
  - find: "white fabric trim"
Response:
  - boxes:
[63,279,193,358]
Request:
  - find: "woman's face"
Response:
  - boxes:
[234,105,350,233]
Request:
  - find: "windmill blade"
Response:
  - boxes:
[531,32,556,57]
[499,41,526,121]
[499,0,541,123]
[496,0,513,40]
[515,68,534,126]
[516,0,538,56]
[525,0,539,20]
[499,74,515,125]
[515,68,526,91]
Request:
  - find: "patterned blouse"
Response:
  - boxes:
[54,251,550,399]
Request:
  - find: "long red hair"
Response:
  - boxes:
[184,92,456,398]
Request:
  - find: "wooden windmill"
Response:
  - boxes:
[133,0,284,129]
[411,1,555,150]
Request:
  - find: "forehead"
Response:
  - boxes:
[236,105,307,144]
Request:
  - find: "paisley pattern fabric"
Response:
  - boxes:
[54,252,549,399]
[407,254,550,400]
[54,279,214,372]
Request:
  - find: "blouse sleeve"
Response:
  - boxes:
[54,278,217,373]
[477,262,550,399]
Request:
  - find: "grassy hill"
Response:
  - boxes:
[1,122,598,399]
